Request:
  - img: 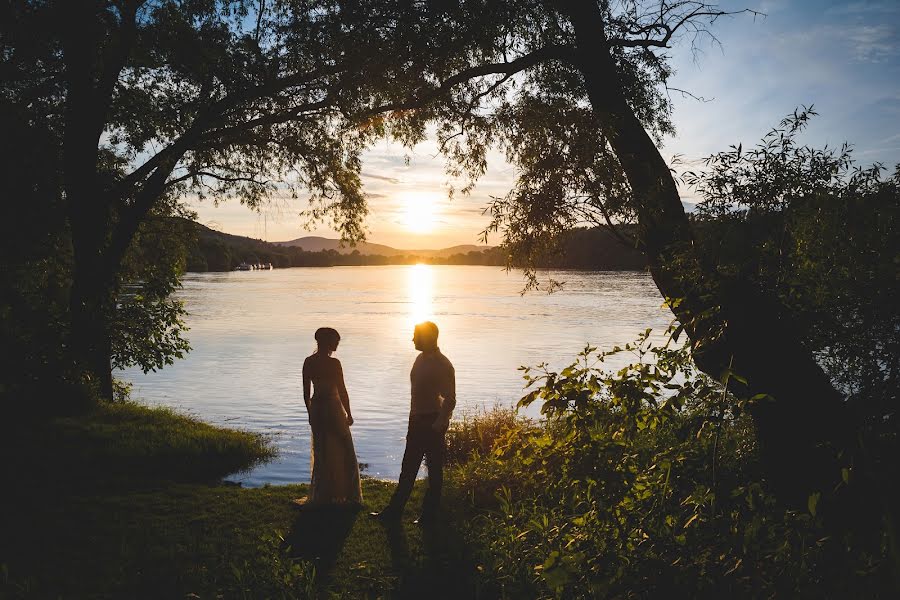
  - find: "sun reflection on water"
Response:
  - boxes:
[407,263,434,327]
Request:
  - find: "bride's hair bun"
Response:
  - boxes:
[315,327,341,352]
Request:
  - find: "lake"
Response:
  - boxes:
[121,265,672,486]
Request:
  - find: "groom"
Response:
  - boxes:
[372,320,456,524]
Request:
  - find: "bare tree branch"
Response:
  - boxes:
[666,85,713,103]
[607,3,762,49]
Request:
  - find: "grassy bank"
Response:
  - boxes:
[5,401,276,485]
[2,479,479,599]
[3,378,894,598]
[1,401,479,599]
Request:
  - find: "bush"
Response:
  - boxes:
[448,333,893,598]
[446,404,524,466]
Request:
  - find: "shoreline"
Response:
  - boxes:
[0,400,491,598]
[185,263,649,274]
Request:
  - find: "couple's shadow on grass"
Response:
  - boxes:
[281,505,425,577]
[382,519,461,597]
[283,504,360,575]
[283,501,471,598]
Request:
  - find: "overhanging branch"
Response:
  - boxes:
[607,5,762,49]
[361,44,576,116]
[108,66,344,201]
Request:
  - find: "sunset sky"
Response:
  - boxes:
[191,0,900,249]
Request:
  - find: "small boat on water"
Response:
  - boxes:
[235,262,273,271]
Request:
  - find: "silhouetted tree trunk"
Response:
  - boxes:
[62,3,113,404]
[563,0,849,506]
[60,1,145,404]
[68,273,115,402]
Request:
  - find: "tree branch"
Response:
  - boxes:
[607,5,762,49]
[666,86,713,103]
[361,44,576,116]
[109,66,344,201]
[165,170,271,188]
[106,149,188,276]
[198,98,334,144]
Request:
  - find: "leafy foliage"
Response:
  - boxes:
[305,1,728,284]
[112,211,194,373]
[684,108,899,468]
[4,0,496,398]
[0,192,194,402]
[2,0,757,397]
[451,334,894,598]
[446,404,522,467]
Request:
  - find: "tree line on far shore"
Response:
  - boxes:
[183,218,648,272]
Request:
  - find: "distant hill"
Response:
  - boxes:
[175,218,647,272]
[272,236,399,255]
[178,219,506,271]
[425,244,491,259]
[273,236,491,258]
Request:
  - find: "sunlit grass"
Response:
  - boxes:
[6,400,275,485]
[446,404,526,466]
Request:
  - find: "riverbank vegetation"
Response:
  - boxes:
[4,334,895,598]
[450,340,895,598]
[1,400,477,599]
[5,401,275,485]
[181,218,647,272]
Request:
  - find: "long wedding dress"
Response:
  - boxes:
[304,354,362,506]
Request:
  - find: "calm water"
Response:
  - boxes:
[121,265,671,486]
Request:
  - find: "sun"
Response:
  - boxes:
[407,263,434,327]
[400,191,439,234]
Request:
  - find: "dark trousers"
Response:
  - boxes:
[387,413,445,516]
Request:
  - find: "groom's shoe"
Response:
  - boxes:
[369,508,401,522]
[412,512,437,527]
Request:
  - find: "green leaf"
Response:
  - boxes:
[808,492,821,517]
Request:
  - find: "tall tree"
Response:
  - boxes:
[349,0,860,508]
[1,0,468,401]
[3,0,882,514]
[559,0,851,507]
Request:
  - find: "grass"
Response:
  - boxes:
[5,376,891,597]
[5,401,276,485]
[1,479,481,599]
[0,401,486,599]
[445,405,524,466]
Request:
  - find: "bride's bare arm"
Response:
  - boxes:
[302,358,312,413]
[335,360,353,425]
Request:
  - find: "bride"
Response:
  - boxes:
[300,327,362,506]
